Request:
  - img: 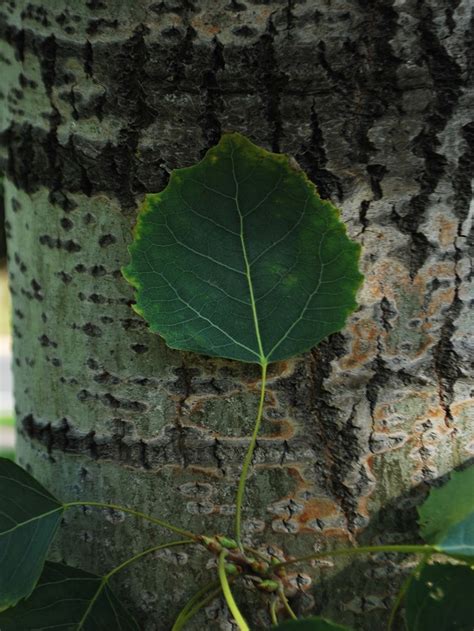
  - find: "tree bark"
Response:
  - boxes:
[0,1,472,629]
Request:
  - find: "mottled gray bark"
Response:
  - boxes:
[0,1,473,629]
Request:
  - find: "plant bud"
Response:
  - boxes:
[224,563,239,575]
[257,580,280,593]
[216,536,238,550]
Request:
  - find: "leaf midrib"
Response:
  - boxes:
[0,506,63,537]
[230,145,266,367]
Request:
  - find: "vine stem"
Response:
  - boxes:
[171,580,223,631]
[77,539,194,629]
[269,598,279,625]
[235,361,268,549]
[387,554,429,631]
[63,500,197,540]
[273,544,435,569]
[218,550,250,631]
[278,588,297,621]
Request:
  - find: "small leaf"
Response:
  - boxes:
[272,617,352,630]
[405,563,474,630]
[418,466,474,560]
[0,458,64,611]
[124,133,363,365]
[0,561,140,630]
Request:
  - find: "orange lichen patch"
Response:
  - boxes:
[285,465,310,486]
[424,404,448,421]
[450,399,474,419]
[268,359,295,380]
[425,260,456,278]
[341,318,379,369]
[319,528,353,541]
[373,402,392,424]
[356,495,372,520]
[297,498,340,525]
[425,288,455,317]
[437,215,458,248]
[373,391,440,427]
[263,390,277,407]
[368,259,409,298]
[190,15,221,36]
[254,7,274,24]
[171,465,223,479]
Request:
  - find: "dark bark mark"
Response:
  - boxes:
[366,357,393,428]
[166,25,196,85]
[110,24,157,207]
[174,363,200,468]
[358,164,387,232]
[392,3,464,277]
[83,40,93,77]
[453,122,474,223]
[297,100,343,201]
[285,0,295,39]
[199,37,225,151]
[1,120,169,208]
[306,335,366,532]
[38,34,57,97]
[254,19,286,152]
[149,1,197,16]
[343,0,401,164]
[19,413,286,473]
[433,303,463,430]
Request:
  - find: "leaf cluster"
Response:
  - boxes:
[1,134,472,630]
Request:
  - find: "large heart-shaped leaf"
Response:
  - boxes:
[123,133,362,365]
[0,458,64,611]
[0,561,140,630]
[404,563,474,630]
[418,466,474,561]
[272,617,352,630]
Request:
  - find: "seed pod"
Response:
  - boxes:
[200,535,222,555]
[216,536,239,550]
[224,563,239,575]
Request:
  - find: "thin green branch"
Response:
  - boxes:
[218,551,250,631]
[77,540,194,629]
[172,579,223,631]
[235,361,268,549]
[104,539,195,581]
[63,500,197,540]
[278,588,297,621]
[270,598,279,625]
[273,544,435,569]
[387,554,429,631]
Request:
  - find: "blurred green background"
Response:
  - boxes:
[1,182,13,459]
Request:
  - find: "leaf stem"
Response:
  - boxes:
[171,580,223,631]
[63,500,197,540]
[235,361,267,549]
[387,554,430,631]
[273,544,435,569]
[77,540,194,629]
[270,598,279,625]
[104,539,195,581]
[278,588,298,621]
[218,550,250,631]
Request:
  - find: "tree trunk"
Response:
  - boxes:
[0,1,472,629]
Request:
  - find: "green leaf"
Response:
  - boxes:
[0,561,140,630]
[405,563,474,630]
[272,617,352,630]
[0,458,64,611]
[124,132,363,365]
[418,466,474,560]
